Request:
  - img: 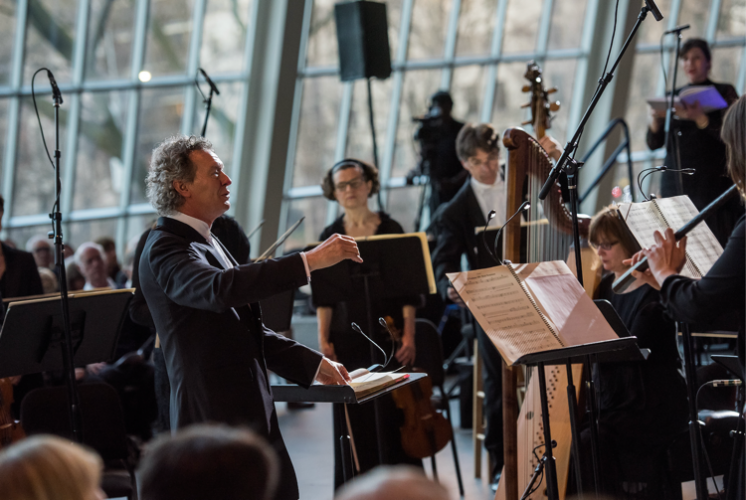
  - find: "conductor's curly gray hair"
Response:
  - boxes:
[146,135,213,215]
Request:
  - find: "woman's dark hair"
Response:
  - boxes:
[680,38,711,62]
[321,159,380,201]
[589,205,641,259]
[722,95,746,196]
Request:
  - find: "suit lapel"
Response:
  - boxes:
[465,182,488,228]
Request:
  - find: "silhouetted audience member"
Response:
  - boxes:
[96,236,128,287]
[75,242,116,290]
[0,435,105,500]
[66,260,86,291]
[26,234,54,270]
[139,424,279,500]
[334,466,451,500]
[38,266,58,294]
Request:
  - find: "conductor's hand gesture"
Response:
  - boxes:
[305,234,363,272]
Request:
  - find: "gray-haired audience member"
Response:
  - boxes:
[334,466,451,500]
[139,424,279,500]
[74,242,115,290]
[26,235,54,270]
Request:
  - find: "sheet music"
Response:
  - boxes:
[619,200,698,279]
[654,196,723,276]
[447,266,562,365]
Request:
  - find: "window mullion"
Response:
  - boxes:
[180,0,208,136]
[439,0,462,90]
[480,0,508,123]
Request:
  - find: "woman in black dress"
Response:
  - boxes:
[631,94,746,499]
[647,38,742,245]
[583,206,688,495]
[314,159,420,488]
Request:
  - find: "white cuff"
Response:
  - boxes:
[300,252,311,283]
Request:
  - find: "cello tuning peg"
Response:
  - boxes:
[521,102,531,109]
[521,120,532,126]
[547,87,558,94]
[549,101,561,112]
[522,85,531,92]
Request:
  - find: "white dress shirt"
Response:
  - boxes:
[470,176,506,226]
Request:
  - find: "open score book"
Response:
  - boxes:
[447,261,618,366]
[618,195,723,279]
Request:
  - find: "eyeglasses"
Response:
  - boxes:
[468,151,499,168]
[334,176,365,192]
[594,240,619,251]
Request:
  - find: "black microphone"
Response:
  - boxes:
[198,68,220,95]
[46,70,63,104]
[493,201,531,265]
[351,322,388,372]
[645,0,664,21]
[664,24,690,35]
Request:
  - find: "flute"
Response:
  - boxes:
[612,184,739,293]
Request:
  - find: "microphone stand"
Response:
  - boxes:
[535,4,660,494]
[663,26,689,196]
[50,82,82,443]
[196,69,220,138]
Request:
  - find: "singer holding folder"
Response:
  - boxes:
[139,135,361,500]
[316,158,421,489]
[646,38,741,245]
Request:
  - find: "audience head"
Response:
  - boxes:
[335,466,451,500]
[38,267,59,294]
[147,135,231,225]
[456,123,500,185]
[0,435,104,500]
[95,236,120,279]
[722,95,746,197]
[322,159,380,210]
[26,235,54,269]
[589,206,640,276]
[680,38,711,84]
[66,260,86,291]
[139,424,279,500]
[74,242,109,289]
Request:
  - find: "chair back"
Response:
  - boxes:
[21,383,129,460]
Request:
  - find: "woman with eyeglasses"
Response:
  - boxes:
[315,158,421,489]
[581,207,688,496]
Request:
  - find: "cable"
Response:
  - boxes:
[31,68,56,171]
[601,0,621,79]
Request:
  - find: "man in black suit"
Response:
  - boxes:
[139,135,361,500]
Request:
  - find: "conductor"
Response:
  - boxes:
[139,135,359,500]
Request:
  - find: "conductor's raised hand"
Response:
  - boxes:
[305,234,363,272]
[315,357,351,386]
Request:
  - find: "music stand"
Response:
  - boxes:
[0,289,133,377]
[309,232,435,465]
[273,372,428,483]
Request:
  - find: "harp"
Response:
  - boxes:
[495,62,601,500]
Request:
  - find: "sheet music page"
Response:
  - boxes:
[654,196,723,276]
[618,201,698,279]
[516,262,619,347]
[447,266,562,365]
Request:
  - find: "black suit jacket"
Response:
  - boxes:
[139,217,322,499]
[0,242,44,299]
[431,179,489,300]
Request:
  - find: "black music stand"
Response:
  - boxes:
[309,233,434,465]
[273,372,428,483]
[0,290,133,378]
[514,337,644,500]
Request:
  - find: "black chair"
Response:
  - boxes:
[20,383,137,499]
[413,318,465,497]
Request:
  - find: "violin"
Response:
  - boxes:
[391,375,451,459]
[383,316,451,459]
[0,377,26,448]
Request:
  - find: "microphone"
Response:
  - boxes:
[198,68,220,95]
[46,70,63,104]
[645,0,664,21]
[351,322,389,372]
[664,24,690,35]
[493,201,531,265]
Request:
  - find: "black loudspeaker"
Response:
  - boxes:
[334,1,392,82]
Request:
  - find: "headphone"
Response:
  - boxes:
[331,158,369,173]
